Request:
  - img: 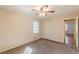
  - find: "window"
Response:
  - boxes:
[33,20,39,33]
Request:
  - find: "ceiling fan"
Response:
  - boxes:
[32,5,55,16]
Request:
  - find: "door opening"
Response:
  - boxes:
[64,19,76,48]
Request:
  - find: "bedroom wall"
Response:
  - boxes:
[41,16,77,43]
[0,9,40,52]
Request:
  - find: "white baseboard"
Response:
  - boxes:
[0,38,38,53]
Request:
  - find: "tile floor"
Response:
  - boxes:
[1,38,79,54]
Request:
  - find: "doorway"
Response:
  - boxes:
[64,19,76,48]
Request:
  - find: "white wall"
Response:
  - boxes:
[41,16,76,43]
[0,9,40,52]
[41,17,64,43]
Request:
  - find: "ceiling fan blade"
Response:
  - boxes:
[46,11,55,13]
[33,12,39,14]
[35,13,39,15]
[32,9,40,11]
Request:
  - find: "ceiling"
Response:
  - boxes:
[0,5,79,17]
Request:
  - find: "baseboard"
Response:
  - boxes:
[0,38,39,53]
[0,41,28,53]
[40,38,65,44]
[0,37,64,53]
